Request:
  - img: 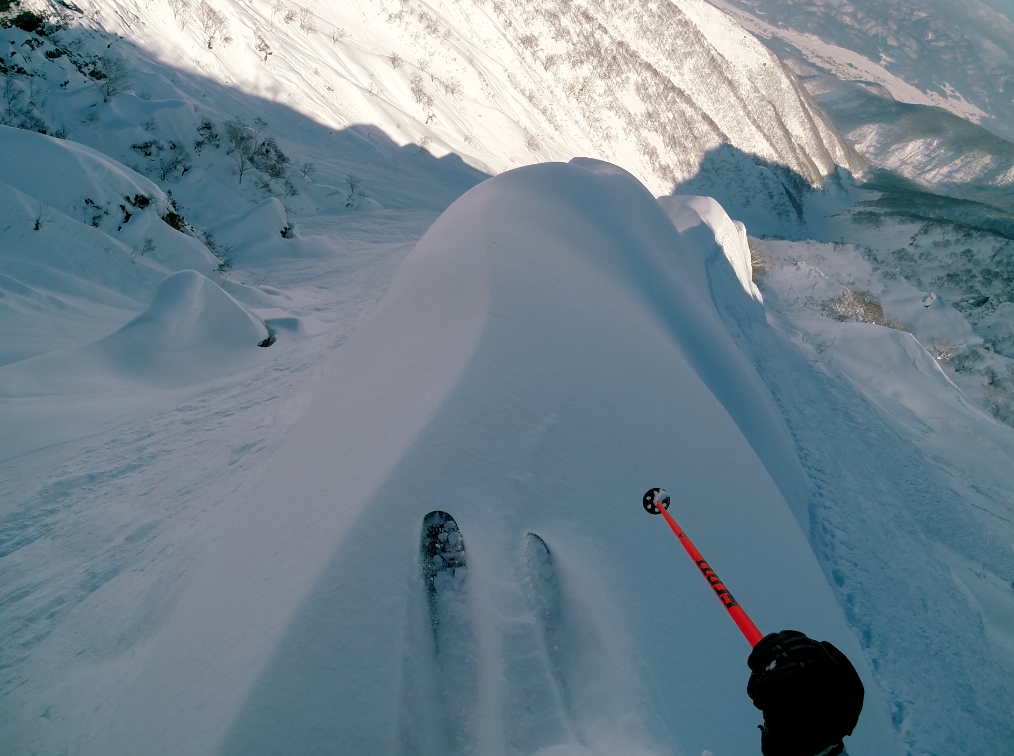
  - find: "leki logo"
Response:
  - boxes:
[695,559,738,608]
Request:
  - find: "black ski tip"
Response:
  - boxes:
[526,531,550,553]
[421,510,466,585]
[642,488,670,515]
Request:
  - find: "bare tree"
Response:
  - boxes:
[2,74,21,124]
[297,6,316,34]
[255,34,272,62]
[330,26,346,44]
[196,1,228,49]
[346,174,362,208]
[225,118,255,183]
[99,54,131,101]
[167,0,189,28]
[158,143,190,181]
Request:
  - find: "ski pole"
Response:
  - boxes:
[643,487,764,647]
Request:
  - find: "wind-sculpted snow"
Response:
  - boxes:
[0,270,270,396]
[658,194,761,304]
[4,160,901,756]
[0,129,219,368]
[0,124,170,223]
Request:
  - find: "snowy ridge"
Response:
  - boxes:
[801,77,1014,213]
[701,0,1014,213]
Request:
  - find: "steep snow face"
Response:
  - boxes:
[67,0,857,194]
[707,0,1014,142]
[0,159,899,756]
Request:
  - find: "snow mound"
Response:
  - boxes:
[0,124,169,223]
[0,179,213,367]
[95,270,270,384]
[92,160,898,756]
[207,198,290,254]
[0,271,269,396]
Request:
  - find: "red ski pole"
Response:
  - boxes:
[643,487,764,647]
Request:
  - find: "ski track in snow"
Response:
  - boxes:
[0,226,414,687]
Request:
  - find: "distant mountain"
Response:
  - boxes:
[706,0,1014,142]
[705,0,1014,213]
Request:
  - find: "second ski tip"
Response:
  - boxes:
[642,487,670,515]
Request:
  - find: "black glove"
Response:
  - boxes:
[747,630,864,756]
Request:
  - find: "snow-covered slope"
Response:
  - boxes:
[787,60,1014,214]
[3,2,1014,755]
[0,158,903,756]
[703,0,1014,213]
[46,0,858,199]
[0,125,222,366]
[706,0,1014,142]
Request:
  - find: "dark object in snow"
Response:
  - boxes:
[420,510,466,644]
[161,210,186,232]
[747,630,864,756]
[257,334,276,348]
[8,11,45,34]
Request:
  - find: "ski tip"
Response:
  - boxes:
[642,487,670,515]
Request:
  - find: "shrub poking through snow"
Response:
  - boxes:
[821,287,905,330]
[224,116,290,185]
[297,6,315,34]
[158,143,191,181]
[161,209,187,231]
[983,367,1014,425]
[6,9,46,34]
[194,118,219,154]
[98,54,130,101]
[250,136,289,178]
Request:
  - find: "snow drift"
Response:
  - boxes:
[0,270,269,396]
[23,160,901,756]
[94,269,271,383]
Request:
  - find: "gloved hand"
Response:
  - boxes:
[747,630,864,756]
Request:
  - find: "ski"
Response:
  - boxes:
[420,510,468,645]
[415,510,476,754]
